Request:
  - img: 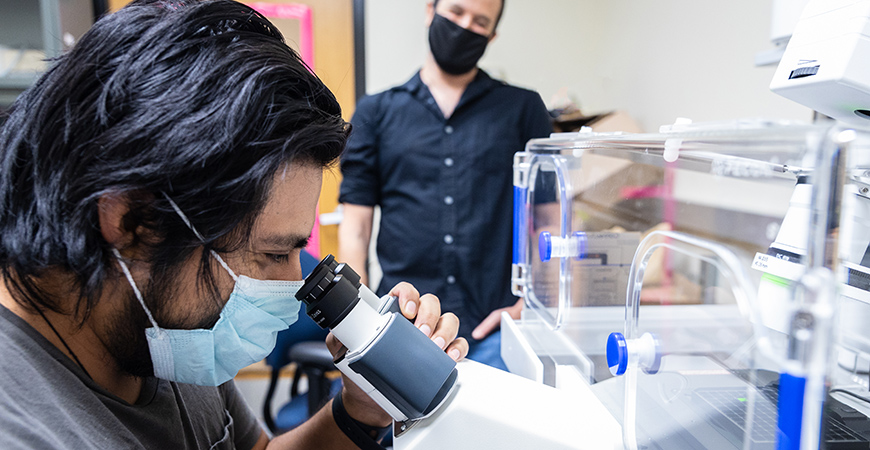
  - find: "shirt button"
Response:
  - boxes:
[427,98,435,105]
[444,196,454,205]
[444,157,454,167]
[447,275,456,284]
[444,125,454,134]
[444,234,454,244]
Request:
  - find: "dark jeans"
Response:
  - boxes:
[466,330,508,371]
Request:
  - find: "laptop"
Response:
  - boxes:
[695,379,870,449]
[617,356,870,449]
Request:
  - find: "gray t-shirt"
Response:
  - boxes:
[0,303,263,449]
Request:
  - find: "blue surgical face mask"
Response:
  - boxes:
[112,197,302,386]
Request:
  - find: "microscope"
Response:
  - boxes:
[770,0,870,127]
[770,0,870,372]
[295,255,622,449]
[835,173,870,371]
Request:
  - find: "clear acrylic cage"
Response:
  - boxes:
[510,119,870,449]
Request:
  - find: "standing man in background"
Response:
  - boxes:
[339,0,552,370]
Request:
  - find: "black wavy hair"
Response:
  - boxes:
[0,0,349,321]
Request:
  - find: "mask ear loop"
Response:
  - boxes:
[208,250,239,282]
[112,248,163,336]
[161,192,239,283]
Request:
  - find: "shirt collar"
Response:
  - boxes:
[401,69,501,111]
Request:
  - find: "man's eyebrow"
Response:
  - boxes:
[256,234,311,249]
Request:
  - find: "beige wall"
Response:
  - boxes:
[364,0,812,132]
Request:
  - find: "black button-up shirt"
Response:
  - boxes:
[339,70,552,340]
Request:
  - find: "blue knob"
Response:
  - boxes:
[539,231,552,262]
[606,332,628,376]
[572,231,587,261]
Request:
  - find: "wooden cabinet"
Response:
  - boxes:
[245,0,359,258]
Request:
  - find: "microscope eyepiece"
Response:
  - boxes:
[296,254,363,329]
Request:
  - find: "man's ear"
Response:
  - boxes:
[425,1,435,27]
[488,30,497,43]
[98,192,133,249]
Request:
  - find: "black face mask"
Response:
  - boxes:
[428,13,490,75]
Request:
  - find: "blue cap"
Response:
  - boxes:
[572,231,587,261]
[539,232,552,262]
[606,332,628,376]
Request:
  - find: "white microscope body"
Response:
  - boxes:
[771,0,870,126]
[296,255,622,450]
[770,0,870,372]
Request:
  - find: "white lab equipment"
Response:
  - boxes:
[770,0,870,125]
[770,0,870,406]
[297,121,870,449]
[753,177,812,334]
[757,0,811,65]
[507,120,870,449]
[838,176,870,360]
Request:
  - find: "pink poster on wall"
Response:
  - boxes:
[247,3,314,68]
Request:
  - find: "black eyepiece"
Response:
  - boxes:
[296,254,363,329]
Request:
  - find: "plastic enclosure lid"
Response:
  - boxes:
[515,119,823,332]
[511,119,870,450]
